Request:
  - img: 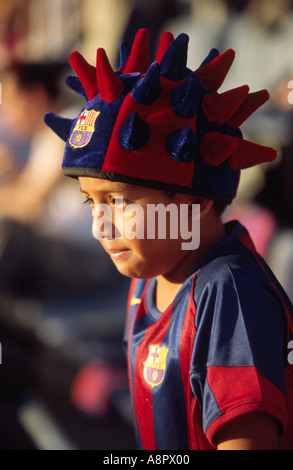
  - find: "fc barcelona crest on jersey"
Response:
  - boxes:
[69,109,100,148]
[143,344,169,388]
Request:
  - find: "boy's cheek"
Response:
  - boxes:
[123,204,146,240]
[91,204,121,239]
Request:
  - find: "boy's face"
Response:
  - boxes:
[79,177,200,280]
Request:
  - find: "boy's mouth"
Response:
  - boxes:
[107,248,131,260]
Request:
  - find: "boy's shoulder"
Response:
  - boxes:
[194,220,293,327]
[195,220,279,293]
[195,220,260,281]
[130,220,268,296]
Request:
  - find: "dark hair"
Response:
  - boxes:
[213,200,229,216]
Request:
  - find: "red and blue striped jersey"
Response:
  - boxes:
[124,221,293,450]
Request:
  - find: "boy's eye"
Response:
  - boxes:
[83,197,94,205]
[111,196,125,206]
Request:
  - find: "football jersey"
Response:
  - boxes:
[124,221,293,450]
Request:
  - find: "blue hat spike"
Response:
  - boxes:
[160,33,189,81]
[119,39,131,69]
[166,126,198,162]
[119,111,150,151]
[199,48,219,67]
[44,112,74,142]
[132,62,161,105]
[171,71,202,118]
[65,75,88,100]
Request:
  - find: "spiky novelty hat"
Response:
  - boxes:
[45,29,277,203]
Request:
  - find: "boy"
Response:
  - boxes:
[45,29,293,450]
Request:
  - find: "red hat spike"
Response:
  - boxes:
[196,49,235,93]
[228,89,270,129]
[121,28,150,74]
[155,31,174,63]
[202,85,249,124]
[229,139,277,171]
[69,50,98,100]
[96,48,124,102]
[200,132,239,167]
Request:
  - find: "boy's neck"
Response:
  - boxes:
[155,216,227,313]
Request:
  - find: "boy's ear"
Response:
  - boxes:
[172,193,213,218]
[182,194,214,219]
[199,198,214,218]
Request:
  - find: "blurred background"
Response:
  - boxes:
[0,0,292,450]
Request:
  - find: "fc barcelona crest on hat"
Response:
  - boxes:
[69,109,100,149]
[143,344,168,388]
[45,28,277,202]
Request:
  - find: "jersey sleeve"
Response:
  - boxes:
[190,255,289,447]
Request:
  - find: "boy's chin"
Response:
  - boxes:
[111,259,155,280]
